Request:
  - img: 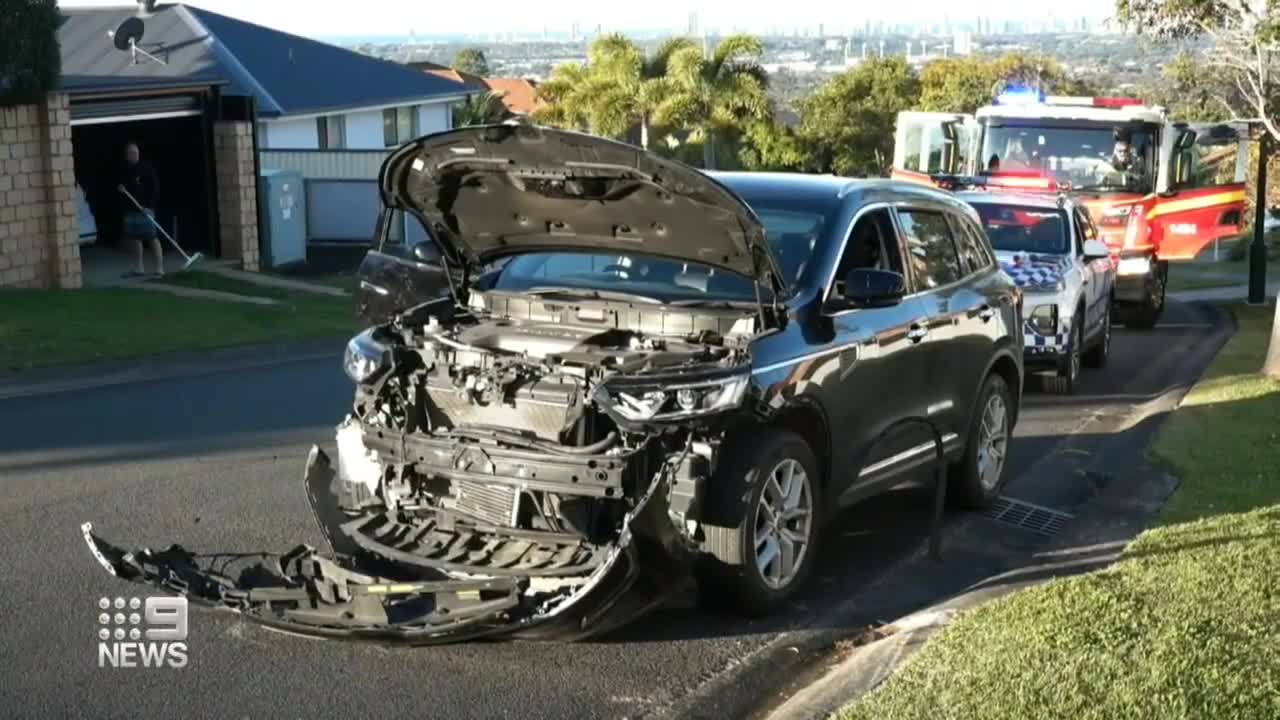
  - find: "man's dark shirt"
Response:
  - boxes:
[121,160,159,210]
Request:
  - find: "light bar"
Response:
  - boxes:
[1092,97,1145,108]
[994,87,1045,105]
[1042,96,1147,109]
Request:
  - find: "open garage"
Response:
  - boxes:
[67,85,224,283]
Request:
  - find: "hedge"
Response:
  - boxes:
[0,0,62,107]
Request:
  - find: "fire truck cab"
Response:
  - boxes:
[891,91,1251,329]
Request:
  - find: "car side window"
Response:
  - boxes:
[897,208,964,289]
[832,208,904,292]
[948,214,992,275]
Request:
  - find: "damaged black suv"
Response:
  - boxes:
[84,125,1023,644]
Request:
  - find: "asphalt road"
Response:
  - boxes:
[0,300,1225,720]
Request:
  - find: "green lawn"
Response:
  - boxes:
[838,304,1280,720]
[0,272,358,373]
[1165,260,1251,293]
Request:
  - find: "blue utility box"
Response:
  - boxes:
[257,168,307,268]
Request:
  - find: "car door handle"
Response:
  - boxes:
[907,324,928,343]
[977,305,995,322]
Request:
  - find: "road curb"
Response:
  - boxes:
[0,335,350,401]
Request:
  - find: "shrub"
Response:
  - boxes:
[0,0,62,107]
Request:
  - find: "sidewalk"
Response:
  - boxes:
[1170,281,1279,303]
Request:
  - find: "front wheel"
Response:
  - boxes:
[1083,301,1111,368]
[948,373,1014,509]
[698,429,823,616]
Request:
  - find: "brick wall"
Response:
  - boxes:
[214,121,260,272]
[0,93,80,289]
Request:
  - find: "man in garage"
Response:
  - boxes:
[118,141,164,278]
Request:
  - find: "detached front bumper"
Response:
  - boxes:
[82,438,691,645]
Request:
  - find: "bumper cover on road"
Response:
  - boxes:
[81,444,687,644]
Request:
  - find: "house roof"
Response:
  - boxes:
[58,4,471,117]
[482,78,544,115]
[418,66,488,92]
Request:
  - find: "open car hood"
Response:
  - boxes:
[378,123,784,291]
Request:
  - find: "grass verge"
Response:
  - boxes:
[837,303,1280,720]
[1165,260,1250,293]
[0,272,357,373]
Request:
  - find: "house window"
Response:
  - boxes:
[317,115,346,149]
[383,106,419,147]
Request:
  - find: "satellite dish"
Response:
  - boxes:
[108,16,167,65]
[110,17,145,52]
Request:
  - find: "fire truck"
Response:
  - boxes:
[889,90,1251,328]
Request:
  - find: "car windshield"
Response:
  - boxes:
[483,208,828,304]
[973,203,1070,255]
[980,121,1157,194]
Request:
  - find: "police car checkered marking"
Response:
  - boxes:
[1024,320,1067,350]
[999,253,1074,289]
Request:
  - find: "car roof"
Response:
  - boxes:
[954,190,1074,210]
[709,171,971,212]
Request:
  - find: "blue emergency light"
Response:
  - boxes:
[994,87,1045,105]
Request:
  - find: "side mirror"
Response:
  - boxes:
[411,241,443,268]
[1175,128,1198,151]
[1082,239,1110,259]
[828,268,906,312]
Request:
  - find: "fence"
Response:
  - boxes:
[258,149,428,245]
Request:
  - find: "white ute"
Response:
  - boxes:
[958,190,1116,394]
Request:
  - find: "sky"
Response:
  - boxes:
[57,0,1121,39]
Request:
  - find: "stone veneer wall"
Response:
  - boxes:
[0,93,80,289]
[214,121,260,272]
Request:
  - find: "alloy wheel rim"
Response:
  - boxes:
[975,392,1009,490]
[753,458,813,590]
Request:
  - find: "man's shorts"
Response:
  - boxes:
[123,210,157,241]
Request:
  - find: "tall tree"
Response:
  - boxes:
[453,48,491,77]
[530,62,595,131]
[581,34,698,149]
[453,90,507,127]
[1115,0,1280,377]
[656,35,771,168]
[796,57,921,177]
[917,52,1092,114]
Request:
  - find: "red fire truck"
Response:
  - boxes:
[890,91,1250,328]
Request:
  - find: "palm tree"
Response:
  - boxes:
[585,34,698,149]
[656,35,771,169]
[530,62,595,131]
[453,90,507,127]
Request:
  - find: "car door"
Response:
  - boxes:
[1072,206,1111,337]
[819,207,938,506]
[355,207,458,326]
[891,111,978,183]
[892,204,986,447]
[1153,121,1250,260]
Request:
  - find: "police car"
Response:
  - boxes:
[957,190,1116,394]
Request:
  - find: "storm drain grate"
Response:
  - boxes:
[983,496,1074,537]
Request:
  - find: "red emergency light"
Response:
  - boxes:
[1091,97,1145,109]
[1044,96,1147,109]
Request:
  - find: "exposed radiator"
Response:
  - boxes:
[425,378,579,442]
[447,480,520,527]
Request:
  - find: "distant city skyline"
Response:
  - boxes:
[58,0,1121,41]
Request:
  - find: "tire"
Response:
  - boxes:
[697,428,823,616]
[1044,310,1083,395]
[947,372,1014,510]
[1123,268,1165,330]
[1082,301,1111,369]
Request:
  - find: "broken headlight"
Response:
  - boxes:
[343,328,388,384]
[593,369,750,423]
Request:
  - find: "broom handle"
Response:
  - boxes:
[118,185,191,261]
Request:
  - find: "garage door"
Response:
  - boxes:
[70,93,203,126]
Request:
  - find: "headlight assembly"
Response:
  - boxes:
[1029,304,1058,334]
[343,328,389,384]
[1117,257,1151,276]
[593,369,750,423]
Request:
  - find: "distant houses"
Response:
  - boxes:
[407,61,546,118]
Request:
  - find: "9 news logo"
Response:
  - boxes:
[96,595,189,669]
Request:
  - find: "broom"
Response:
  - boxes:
[118,185,204,271]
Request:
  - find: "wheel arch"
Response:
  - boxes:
[761,398,832,493]
[983,349,1023,430]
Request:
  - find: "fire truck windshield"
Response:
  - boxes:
[979,120,1156,194]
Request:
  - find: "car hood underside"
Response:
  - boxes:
[81,445,689,644]
[379,123,783,290]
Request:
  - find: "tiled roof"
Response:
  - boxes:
[482,78,544,115]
